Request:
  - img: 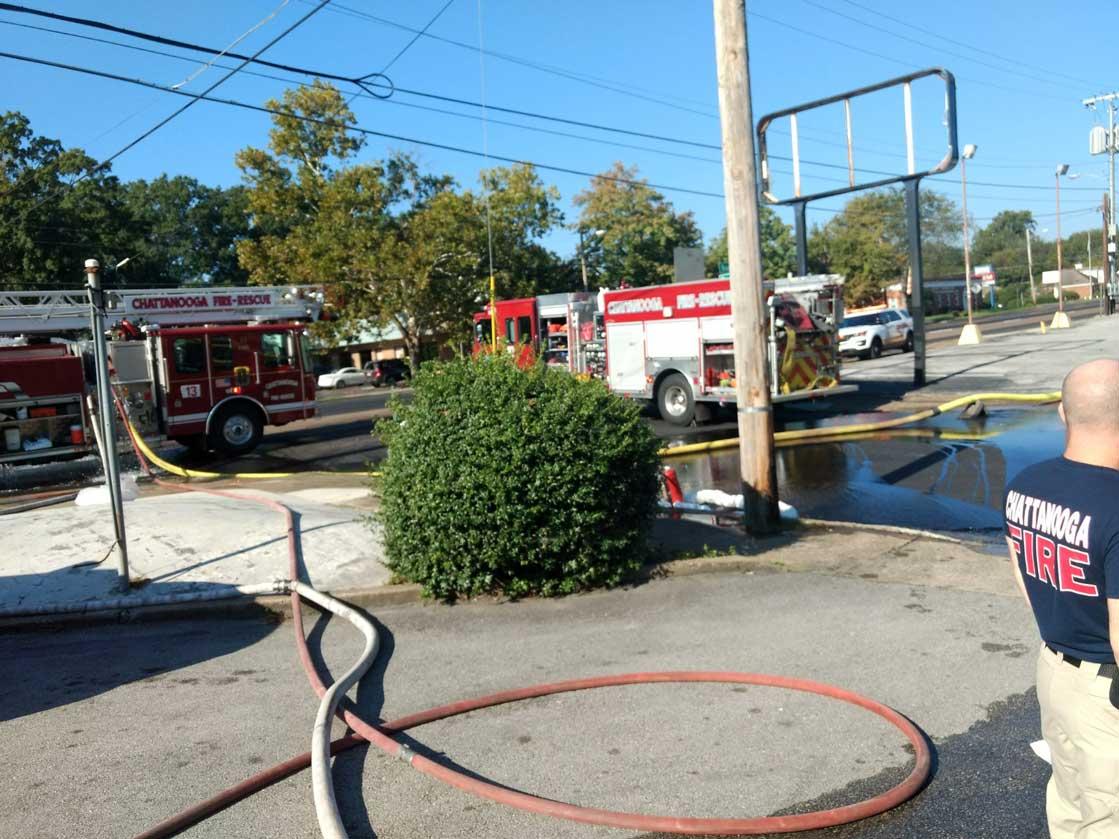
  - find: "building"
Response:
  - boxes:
[311,323,407,374]
[1041,268,1102,300]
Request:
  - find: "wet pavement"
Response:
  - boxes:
[666,407,1064,539]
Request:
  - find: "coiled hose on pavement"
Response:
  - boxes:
[118,401,933,838]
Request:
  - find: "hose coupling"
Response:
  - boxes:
[272,578,292,595]
[396,743,416,765]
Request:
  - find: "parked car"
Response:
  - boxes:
[316,367,367,389]
[363,359,409,387]
[838,309,914,359]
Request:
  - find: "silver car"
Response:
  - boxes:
[316,367,367,389]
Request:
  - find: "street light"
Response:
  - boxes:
[1053,164,1072,328]
[958,144,981,345]
[578,228,606,291]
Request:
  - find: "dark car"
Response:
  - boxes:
[364,359,409,387]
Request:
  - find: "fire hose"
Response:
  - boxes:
[117,402,933,838]
[658,390,1062,458]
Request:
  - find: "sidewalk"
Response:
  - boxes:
[0,483,389,618]
[0,468,1018,623]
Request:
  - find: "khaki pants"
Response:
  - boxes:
[1038,644,1119,838]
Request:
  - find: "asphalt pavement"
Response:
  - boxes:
[0,564,1047,839]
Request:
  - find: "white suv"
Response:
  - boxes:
[838,309,914,359]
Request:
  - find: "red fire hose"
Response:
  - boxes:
[120,405,932,837]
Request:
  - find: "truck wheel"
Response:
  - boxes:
[869,337,883,359]
[903,331,914,352]
[657,373,696,426]
[210,404,263,456]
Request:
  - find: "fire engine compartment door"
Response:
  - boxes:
[606,322,646,393]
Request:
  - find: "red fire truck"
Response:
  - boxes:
[474,275,855,425]
[0,286,324,464]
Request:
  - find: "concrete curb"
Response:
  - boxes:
[0,519,989,632]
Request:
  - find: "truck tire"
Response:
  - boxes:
[657,373,696,426]
[209,403,263,456]
[868,337,883,359]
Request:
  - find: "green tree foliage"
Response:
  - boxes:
[573,162,702,287]
[123,176,252,286]
[0,111,133,288]
[704,206,797,279]
[236,82,564,367]
[809,188,962,306]
[376,355,662,600]
[0,112,255,290]
[971,209,1039,286]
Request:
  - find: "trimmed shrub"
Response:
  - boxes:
[375,356,662,600]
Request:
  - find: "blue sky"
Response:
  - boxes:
[3,0,1115,264]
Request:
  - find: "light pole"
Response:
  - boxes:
[1026,227,1037,304]
[578,228,605,290]
[958,144,982,345]
[1052,164,1072,328]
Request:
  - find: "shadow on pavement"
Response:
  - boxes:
[0,604,279,723]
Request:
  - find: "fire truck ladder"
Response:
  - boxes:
[0,286,325,334]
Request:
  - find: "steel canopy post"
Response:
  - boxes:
[793,201,809,276]
[904,180,926,387]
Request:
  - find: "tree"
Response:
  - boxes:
[123,176,252,286]
[705,205,796,279]
[971,209,1037,286]
[470,163,566,298]
[809,188,962,306]
[573,162,702,287]
[0,111,134,289]
[236,82,566,370]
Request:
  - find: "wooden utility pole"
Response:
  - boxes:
[712,0,779,533]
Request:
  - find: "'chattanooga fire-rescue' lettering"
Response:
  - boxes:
[606,297,663,315]
[1005,490,1096,596]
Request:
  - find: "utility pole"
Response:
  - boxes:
[712,0,779,534]
[85,259,130,592]
[1026,227,1038,303]
[1084,92,1118,315]
[1104,194,1112,315]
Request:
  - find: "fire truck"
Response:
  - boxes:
[0,286,324,465]
[474,275,855,425]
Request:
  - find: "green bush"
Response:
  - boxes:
[375,356,663,600]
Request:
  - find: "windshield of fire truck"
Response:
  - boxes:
[474,318,492,346]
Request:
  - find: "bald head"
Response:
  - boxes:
[1061,359,1119,433]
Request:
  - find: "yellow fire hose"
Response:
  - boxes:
[116,402,377,480]
[658,391,1061,458]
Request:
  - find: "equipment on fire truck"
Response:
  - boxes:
[600,274,854,426]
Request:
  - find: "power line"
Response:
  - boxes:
[0,49,728,199]
[299,0,721,117]
[834,0,1096,89]
[5,12,1096,199]
[375,0,456,74]
[794,0,1081,93]
[0,7,719,151]
[747,9,1073,104]
[64,1,332,175]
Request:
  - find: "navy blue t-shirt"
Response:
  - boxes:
[1004,457,1119,662]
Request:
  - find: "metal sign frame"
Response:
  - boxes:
[755,68,959,387]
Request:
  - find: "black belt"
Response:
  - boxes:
[1046,644,1119,679]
